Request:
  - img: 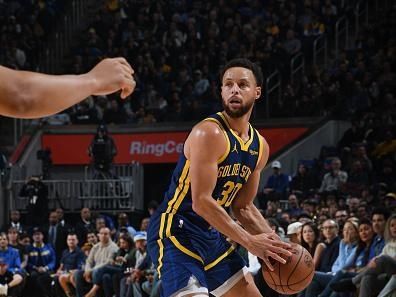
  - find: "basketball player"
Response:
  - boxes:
[0,57,135,118]
[147,58,292,297]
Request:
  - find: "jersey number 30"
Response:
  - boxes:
[217,181,243,207]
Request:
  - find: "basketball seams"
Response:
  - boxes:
[268,270,275,283]
[265,267,314,287]
[287,268,314,287]
[278,260,285,294]
[263,245,315,295]
[286,247,304,288]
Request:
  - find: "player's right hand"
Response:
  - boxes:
[88,57,136,99]
[247,231,292,271]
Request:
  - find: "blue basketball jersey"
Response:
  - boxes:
[147,112,264,295]
[155,111,263,236]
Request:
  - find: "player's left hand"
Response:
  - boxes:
[248,231,292,271]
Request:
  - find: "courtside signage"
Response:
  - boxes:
[42,127,307,164]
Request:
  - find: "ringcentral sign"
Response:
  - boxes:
[41,127,307,164]
[129,140,184,156]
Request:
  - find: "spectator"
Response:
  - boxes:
[338,120,364,150]
[95,217,107,234]
[88,234,134,297]
[55,207,69,228]
[319,219,376,297]
[347,197,360,216]
[2,210,27,234]
[263,160,290,201]
[6,228,27,270]
[70,101,98,124]
[301,199,318,219]
[103,99,126,124]
[286,193,303,218]
[345,160,370,196]
[147,200,159,217]
[56,233,85,297]
[370,208,390,258]
[43,211,67,267]
[282,29,302,56]
[301,222,320,259]
[0,257,23,297]
[140,218,150,232]
[75,208,94,245]
[305,219,359,297]
[17,233,30,255]
[86,232,98,246]
[334,209,349,236]
[287,222,303,244]
[0,233,22,277]
[192,69,210,98]
[116,213,137,239]
[290,163,316,196]
[349,144,373,172]
[25,227,56,297]
[315,220,340,272]
[122,232,148,297]
[331,214,396,296]
[319,157,348,193]
[73,227,118,297]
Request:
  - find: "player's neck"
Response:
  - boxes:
[221,111,251,139]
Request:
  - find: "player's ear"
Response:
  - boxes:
[255,87,262,100]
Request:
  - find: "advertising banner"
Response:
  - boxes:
[42,127,308,164]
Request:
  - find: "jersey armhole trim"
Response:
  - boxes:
[256,130,264,171]
[202,118,230,164]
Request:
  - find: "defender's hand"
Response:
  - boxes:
[88,57,136,99]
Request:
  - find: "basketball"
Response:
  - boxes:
[262,243,314,295]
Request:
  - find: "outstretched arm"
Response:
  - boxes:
[0,57,135,119]
[186,123,291,270]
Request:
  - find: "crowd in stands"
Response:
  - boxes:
[0,0,66,70]
[0,206,157,297]
[41,0,352,125]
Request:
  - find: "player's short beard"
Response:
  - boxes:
[222,98,254,118]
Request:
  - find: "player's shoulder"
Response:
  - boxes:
[184,119,228,159]
[189,119,226,141]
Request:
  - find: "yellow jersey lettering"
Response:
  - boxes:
[231,163,241,176]
[217,181,243,207]
[217,166,224,178]
[222,165,231,177]
[240,166,252,182]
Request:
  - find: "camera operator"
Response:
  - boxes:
[36,149,52,179]
[88,124,117,176]
[19,176,48,226]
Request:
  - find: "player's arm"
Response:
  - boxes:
[231,136,291,269]
[0,58,135,119]
[186,123,291,270]
[231,135,272,235]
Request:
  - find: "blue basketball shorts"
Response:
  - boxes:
[147,212,247,297]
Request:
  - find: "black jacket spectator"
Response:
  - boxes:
[317,236,341,273]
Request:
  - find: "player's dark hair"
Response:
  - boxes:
[220,58,264,88]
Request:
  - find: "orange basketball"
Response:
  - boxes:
[262,243,314,295]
